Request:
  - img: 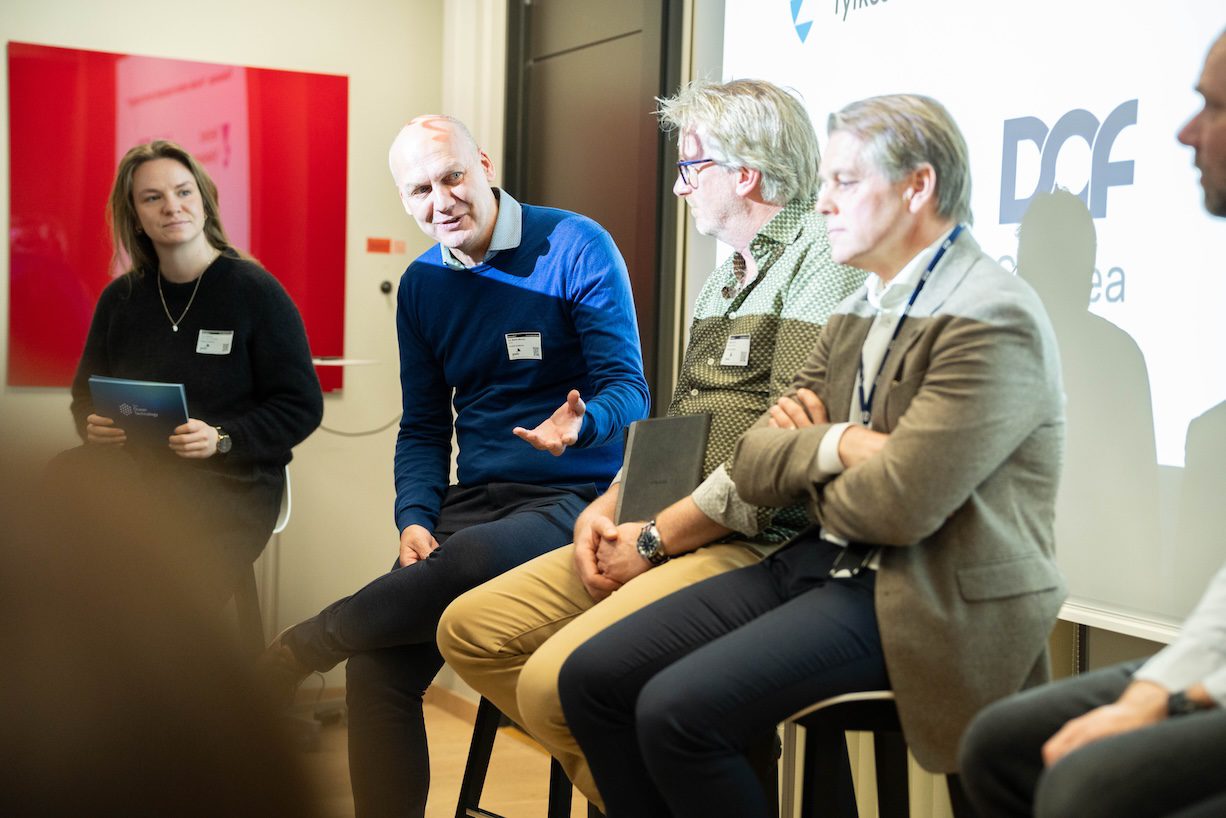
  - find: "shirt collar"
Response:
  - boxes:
[723,197,815,296]
[864,230,947,312]
[753,196,814,248]
[439,188,523,270]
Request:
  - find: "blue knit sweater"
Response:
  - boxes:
[393,202,650,532]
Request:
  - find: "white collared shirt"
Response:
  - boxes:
[1133,562,1226,706]
[815,232,949,479]
[439,189,524,270]
[812,232,951,556]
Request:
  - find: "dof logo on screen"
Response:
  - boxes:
[999,100,1138,225]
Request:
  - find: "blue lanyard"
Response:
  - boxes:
[856,224,964,426]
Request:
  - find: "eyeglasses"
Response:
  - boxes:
[676,158,718,188]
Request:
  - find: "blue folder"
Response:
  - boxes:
[88,375,189,446]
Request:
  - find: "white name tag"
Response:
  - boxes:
[505,332,542,361]
[196,329,234,355]
[721,334,751,367]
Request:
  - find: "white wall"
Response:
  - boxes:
[442,0,506,172]
[1,0,447,687]
[430,0,508,702]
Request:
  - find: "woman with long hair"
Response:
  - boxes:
[68,140,323,598]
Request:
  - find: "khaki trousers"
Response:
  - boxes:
[437,541,762,808]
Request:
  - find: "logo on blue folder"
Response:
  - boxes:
[790,0,813,43]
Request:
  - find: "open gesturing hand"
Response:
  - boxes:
[514,389,586,455]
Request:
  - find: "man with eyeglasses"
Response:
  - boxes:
[438,78,865,810]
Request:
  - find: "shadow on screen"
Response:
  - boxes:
[1176,402,1226,604]
[1018,189,1165,612]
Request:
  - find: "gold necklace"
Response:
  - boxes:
[157,269,205,333]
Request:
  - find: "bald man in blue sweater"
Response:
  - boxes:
[265,116,649,818]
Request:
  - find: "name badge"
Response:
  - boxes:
[721,334,751,367]
[505,332,542,361]
[196,330,234,355]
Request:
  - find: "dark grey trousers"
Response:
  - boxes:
[959,659,1226,818]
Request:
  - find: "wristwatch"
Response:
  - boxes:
[214,426,232,455]
[1167,690,1212,717]
[636,520,670,567]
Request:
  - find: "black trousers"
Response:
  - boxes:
[286,482,595,818]
[558,537,887,818]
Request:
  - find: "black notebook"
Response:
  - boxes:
[615,414,712,524]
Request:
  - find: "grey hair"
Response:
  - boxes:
[827,94,973,225]
[656,78,820,206]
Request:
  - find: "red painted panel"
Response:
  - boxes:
[7,42,347,390]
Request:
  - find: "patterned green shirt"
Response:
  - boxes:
[668,198,865,550]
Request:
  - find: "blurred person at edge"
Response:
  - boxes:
[0,450,323,818]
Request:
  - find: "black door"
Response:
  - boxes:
[504,0,683,410]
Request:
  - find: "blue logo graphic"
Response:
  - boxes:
[1000,100,1137,224]
[791,0,813,43]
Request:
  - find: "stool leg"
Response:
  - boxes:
[873,731,909,818]
[801,727,858,818]
[780,722,799,818]
[456,697,502,818]
[748,728,781,815]
[546,757,573,818]
[946,773,978,818]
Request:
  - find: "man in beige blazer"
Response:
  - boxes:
[554,94,1067,818]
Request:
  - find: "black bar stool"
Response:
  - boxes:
[782,691,976,818]
[457,696,603,818]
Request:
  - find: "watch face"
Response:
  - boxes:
[636,523,666,565]
[636,526,656,555]
[216,433,232,454]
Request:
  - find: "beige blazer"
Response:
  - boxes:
[731,232,1067,772]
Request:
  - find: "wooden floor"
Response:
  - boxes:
[298,687,590,818]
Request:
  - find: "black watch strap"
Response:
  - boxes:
[1168,690,1212,717]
